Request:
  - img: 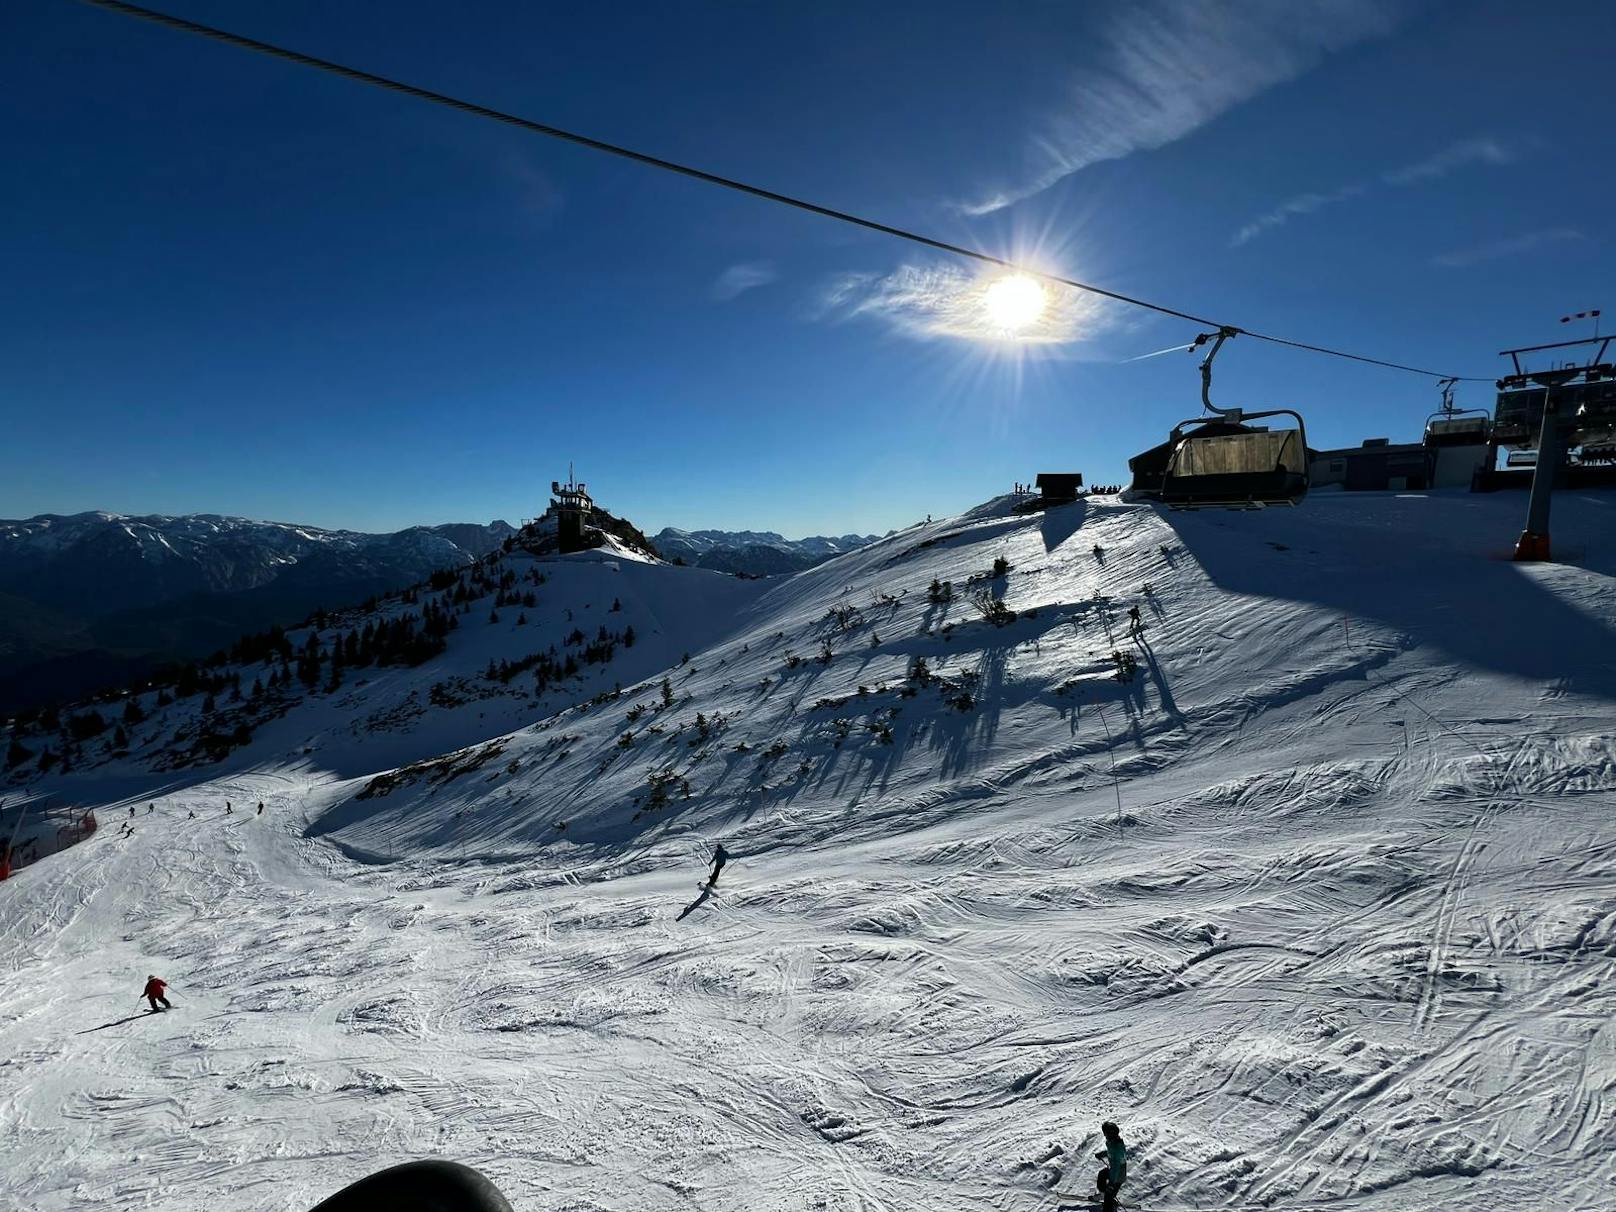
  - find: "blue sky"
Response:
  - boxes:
[4,0,1612,537]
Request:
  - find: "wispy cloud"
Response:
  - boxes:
[710,261,778,301]
[1382,136,1518,186]
[1230,135,1527,246]
[499,151,564,224]
[1231,184,1367,247]
[816,263,1106,345]
[959,0,1406,216]
[1430,228,1585,269]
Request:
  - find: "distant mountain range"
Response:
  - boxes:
[0,513,884,713]
[0,512,514,712]
[650,528,881,576]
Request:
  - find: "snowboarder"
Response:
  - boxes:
[141,975,171,1013]
[706,841,731,887]
[1095,1121,1127,1211]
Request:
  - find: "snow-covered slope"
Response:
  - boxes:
[3,491,1615,1212]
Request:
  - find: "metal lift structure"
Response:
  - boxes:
[1495,335,1616,560]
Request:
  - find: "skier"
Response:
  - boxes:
[1095,1121,1127,1211]
[225,803,232,815]
[706,841,731,887]
[187,810,196,819]
[128,806,135,819]
[141,975,172,1013]
[147,803,154,814]
[256,802,264,816]
[1126,605,1143,638]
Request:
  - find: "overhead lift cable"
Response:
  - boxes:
[77,0,1489,383]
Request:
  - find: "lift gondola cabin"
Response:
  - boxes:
[1128,329,1310,509]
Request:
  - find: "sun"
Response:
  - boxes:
[982,274,1046,334]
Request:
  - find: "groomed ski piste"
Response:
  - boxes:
[4,490,1615,1211]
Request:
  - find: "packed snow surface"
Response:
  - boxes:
[4,491,1616,1211]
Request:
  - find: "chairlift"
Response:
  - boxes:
[1422,377,1491,447]
[1151,328,1310,510]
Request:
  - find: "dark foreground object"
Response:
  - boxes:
[312,1161,513,1212]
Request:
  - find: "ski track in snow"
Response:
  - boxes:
[4,493,1616,1210]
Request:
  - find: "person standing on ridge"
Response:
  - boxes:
[706,841,731,887]
[141,975,172,1013]
[1095,1121,1127,1211]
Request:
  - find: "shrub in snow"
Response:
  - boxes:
[969,589,1017,627]
[826,603,860,632]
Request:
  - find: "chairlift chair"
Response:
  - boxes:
[1422,377,1491,447]
[1153,329,1311,510]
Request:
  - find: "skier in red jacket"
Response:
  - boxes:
[141,975,171,1013]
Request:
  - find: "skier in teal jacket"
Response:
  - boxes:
[1095,1121,1127,1209]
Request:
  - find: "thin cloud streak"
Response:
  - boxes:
[959,0,1407,216]
[1430,228,1585,268]
[1231,136,1526,246]
[1231,184,1367,247]
[1382,136,1518,186]
[817,263,1107,346]
[710,261,778,301]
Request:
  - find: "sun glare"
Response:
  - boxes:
[982,274,1046,334]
